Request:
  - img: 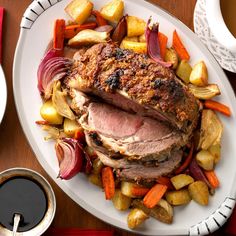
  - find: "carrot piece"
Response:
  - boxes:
[53,19,65,50]
[158,32,168,59]
[174,143,194,174]
[204,100,231,117]
[204,170,220,189]
[156,176,173,190]
[143,183,168,208]
[102,167,115,200]
[131,186,150,197]
[35,120,49,125]
[64,22,97,39]
[172,29,190,61]
[74,130,85,145]
[92,10,108,26]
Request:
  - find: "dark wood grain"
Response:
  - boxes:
[0,0,234,235]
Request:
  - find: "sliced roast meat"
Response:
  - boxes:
[66,43,199,133]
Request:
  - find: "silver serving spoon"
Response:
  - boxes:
[12,213,22,236]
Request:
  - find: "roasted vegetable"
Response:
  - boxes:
[127,208,148,229]
[188,181,209,205]
[204,100,231,117]
[40,100,63,125]
[63,118,82,137]
[92,158,104,174]
[164,48,178,69]
[52,81,75,120]
[65,0,93,24]
[91,10,107,26]
[102,167,115,200]
[208,144,221,164]
[198,109,223,150]
[88,173,102,187]
[139,34,146,42]
[111,15,127,44]
[188,84,221,100]
[204,170,220,189]
[120,39,147,54]
[53,19,65,50]
[123,36,139,42]
[132,199,173,224]
[68,29,109,46]
[176,60,192,83]
[165,189,191,206]
[121,181,149,198]
[127,16,146,37]
[41,124,66,140]
[112,189,131,210]
[170,174,194,190]
[196,150,214,171]
[100,0,124,23]
[189,61,208,86]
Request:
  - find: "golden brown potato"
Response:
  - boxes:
[198,109,223,150]
[138,34,146,42]
[170,174,194,190]
[65,0,93,24]
[127,208,149,229]
[165,189,191,206]
[68,29,109,46]
[196,150,214,171]
[40,100,63,125]
[127,16,146,37]
[208,144,221,164]
[92,158,104,175]
[100,0,124,23]
[189,61,208,86]
[63,118,82,137]
[120,40,147,54]
[112,189,131,211]
[176,60,192,84]
[123,36,139,42]
[121,181,136,198]
[164,48,178,69]
[88,173,102,187]
[188,181,209,206]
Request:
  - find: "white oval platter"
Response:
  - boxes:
[13,0,236,235]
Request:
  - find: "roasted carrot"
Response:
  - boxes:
[204,170,220,189]
[102,167,115,200]
[156,176,173,190]
[92,10,108,26]
[143,183,168,208]
[74,130,85,146]
[131,186,150,197]
[35,120,49,125]
[158,32,168,59]
[53,19,65,50]
[204,100,231,117]
[172,29,190,61]
[174,143,194,174]
[64,22,97,39]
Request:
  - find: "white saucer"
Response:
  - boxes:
[194,0,236,73]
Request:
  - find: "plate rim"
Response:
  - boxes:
[13,0,236,235]
[0,65,7,124]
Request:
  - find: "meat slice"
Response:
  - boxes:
[80,101,186,161]
[66,43,199,133]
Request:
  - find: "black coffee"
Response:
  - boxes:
[0,177,47,232]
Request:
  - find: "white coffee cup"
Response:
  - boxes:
[205,0,236,53]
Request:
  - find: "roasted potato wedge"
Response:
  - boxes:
[165,189,191,206]
[188,181,209,206]
[196,150,214,171]
[127,208,148,229]
[198,109,223,150]
[65,0,93,24]
[188,84,221,100]
[112,189,131,211]
[120,40,147,54]
[88,173,102,187]
[164,48,178,69]
[132,199,173,224]
[190,61,208,86]
[121,181,136,198]
[100,0,124,23]
[40,100,63,125]
[127,16,146,37]
[63,118,82,137]
[92,158,104,174]
[68,29,109,46]
[170,174,194,190]
[176,60,192,84]
[208,144,221,164]
[138,34,146,42]
[123,36,139,42]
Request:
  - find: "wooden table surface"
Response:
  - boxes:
[0,0,235,235]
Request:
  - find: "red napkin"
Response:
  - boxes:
[224,206,236,235]
[43,228,113,236]
[0,7,4,64]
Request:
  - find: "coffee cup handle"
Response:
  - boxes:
[205,1,236,53]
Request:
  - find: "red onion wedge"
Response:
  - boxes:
[145,18,172,67]
[37,49,72,100]
[95,25,113,33]
[112,15,127,44]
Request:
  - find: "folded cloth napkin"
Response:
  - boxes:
[43,228,113,236]
[0,7,4,64]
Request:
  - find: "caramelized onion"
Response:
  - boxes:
[112,15,127,44]
[95,25,113,33]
